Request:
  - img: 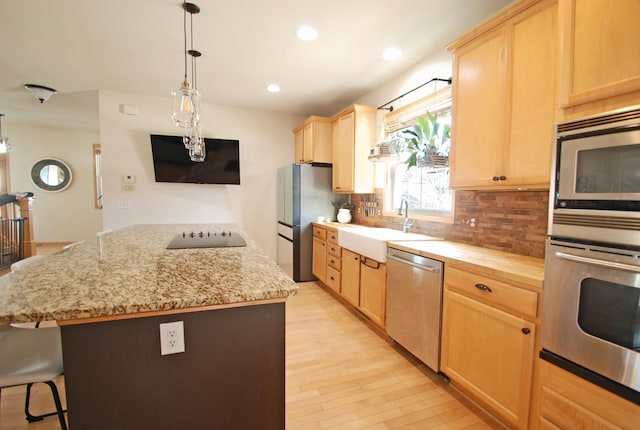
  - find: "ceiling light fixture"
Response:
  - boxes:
[171,1,206,161]
[296,25,318,41]
[24,84,57,103]
[382,47,402,61]
[267,84,281,93]
[0,114,12,153]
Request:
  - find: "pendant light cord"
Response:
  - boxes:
[183,1,188,84]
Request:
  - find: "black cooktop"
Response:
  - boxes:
[166,231,246,249]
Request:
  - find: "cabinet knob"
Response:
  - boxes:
[492,176,507,181]
[474,283,493,293]
[522,327,531,335]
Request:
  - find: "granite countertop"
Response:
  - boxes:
[0,224,298,324]
[388,240,544,290]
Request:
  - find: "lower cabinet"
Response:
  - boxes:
[359,257,387,327]
[313,232,387,328]
[341,248,361,307]
[537,359,640,429]
[311,227,327,283]
[441,266,538,430]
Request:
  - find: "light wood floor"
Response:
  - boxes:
[0,278,503,429]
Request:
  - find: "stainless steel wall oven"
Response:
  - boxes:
[542,106,640,405]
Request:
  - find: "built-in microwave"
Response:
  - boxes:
[549,105,640,247]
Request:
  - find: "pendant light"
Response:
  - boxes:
[0,114,12,154]
[171,2,201,130]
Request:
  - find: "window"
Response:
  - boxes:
[382,87,454,222]
[93,144,102,209]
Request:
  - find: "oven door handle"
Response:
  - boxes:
[555,251,640,274]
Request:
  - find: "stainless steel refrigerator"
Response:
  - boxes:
[276,164,346,282]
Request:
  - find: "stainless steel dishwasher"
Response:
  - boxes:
[386,247,444,372]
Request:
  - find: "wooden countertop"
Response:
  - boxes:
[388,240,544,290]
[0,224,298,324]
[314,221,544,289]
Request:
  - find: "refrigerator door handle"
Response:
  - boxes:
[278,233,293,243]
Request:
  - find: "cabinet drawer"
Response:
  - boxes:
[328,255,342,271]
[326,266,341,293]
[327,228,339,244]
[327,243,342,258]
[313,226,326,240]
[445,266,538,319]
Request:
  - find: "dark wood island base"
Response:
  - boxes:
[60,302,285,430]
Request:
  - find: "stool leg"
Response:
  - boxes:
[24,381,67,430]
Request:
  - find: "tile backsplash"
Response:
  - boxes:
[350,189,548,259]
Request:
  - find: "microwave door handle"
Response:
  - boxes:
[555,251,640,274]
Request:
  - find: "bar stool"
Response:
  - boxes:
[0,325,67,429]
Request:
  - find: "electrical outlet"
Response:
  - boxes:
[159,321,185,355]
[469,217,478,229]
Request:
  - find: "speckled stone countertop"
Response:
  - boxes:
[0,224,298,324]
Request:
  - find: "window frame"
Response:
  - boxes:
[381,86,455,224]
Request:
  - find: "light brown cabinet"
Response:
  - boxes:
[325,228,341,294]
[340,248,361,308]
[331,105,376,194]
[558,0,640,116]
[441,266,539,429]
[311,226,327,283]
[358,258,387,327]
[536,359,640,429]
[448,0,558,190]
[293,116,333,164]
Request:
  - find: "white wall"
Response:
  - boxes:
[98,91,304,259]
[6,124,103,242]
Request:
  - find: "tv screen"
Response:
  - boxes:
[150,134,241,185]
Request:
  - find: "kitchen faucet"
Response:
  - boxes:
[398,199,415,233]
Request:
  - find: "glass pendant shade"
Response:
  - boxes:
[0,137,11,154]
[183,123,202,149]
[171,81,200,128]
[188,137,206,162]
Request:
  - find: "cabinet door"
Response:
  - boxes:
[294,128,304,164]
[302,123,314,163]
[332,112,355,193]
[560,0,640,109]
[450,27,506,189]
[441,289,535,429]
[506,0,557,187]
[341,249,360,307]
[312,237,326,283]
[359,259,387,327]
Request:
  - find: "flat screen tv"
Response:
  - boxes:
[150,134,241,185]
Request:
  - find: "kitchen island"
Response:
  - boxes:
[0,224,298,430]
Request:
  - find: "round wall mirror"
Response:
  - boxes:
[30,158,73,192]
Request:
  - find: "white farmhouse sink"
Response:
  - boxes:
[338,227,442,262]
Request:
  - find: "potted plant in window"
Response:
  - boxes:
[400,112,450,169]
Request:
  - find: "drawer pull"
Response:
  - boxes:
[474,283,492,293]
[330,259,335,264]
[521,328,531,335]
[330,276,335,281]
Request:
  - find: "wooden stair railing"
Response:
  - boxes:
[0,193,35,268]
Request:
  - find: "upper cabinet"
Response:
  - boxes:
[331,104,376,194]
[293,116,333,164]
[448,0,558,191]
[559,0,640,118]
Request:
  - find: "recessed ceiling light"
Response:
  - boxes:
[296,25,318,41]
[267,84,281,93]
[382,47,402,61]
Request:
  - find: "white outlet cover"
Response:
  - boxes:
[159,321,185,355]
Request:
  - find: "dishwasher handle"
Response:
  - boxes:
[387,253,440,273]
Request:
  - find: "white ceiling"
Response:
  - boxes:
[0,0,512,129]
